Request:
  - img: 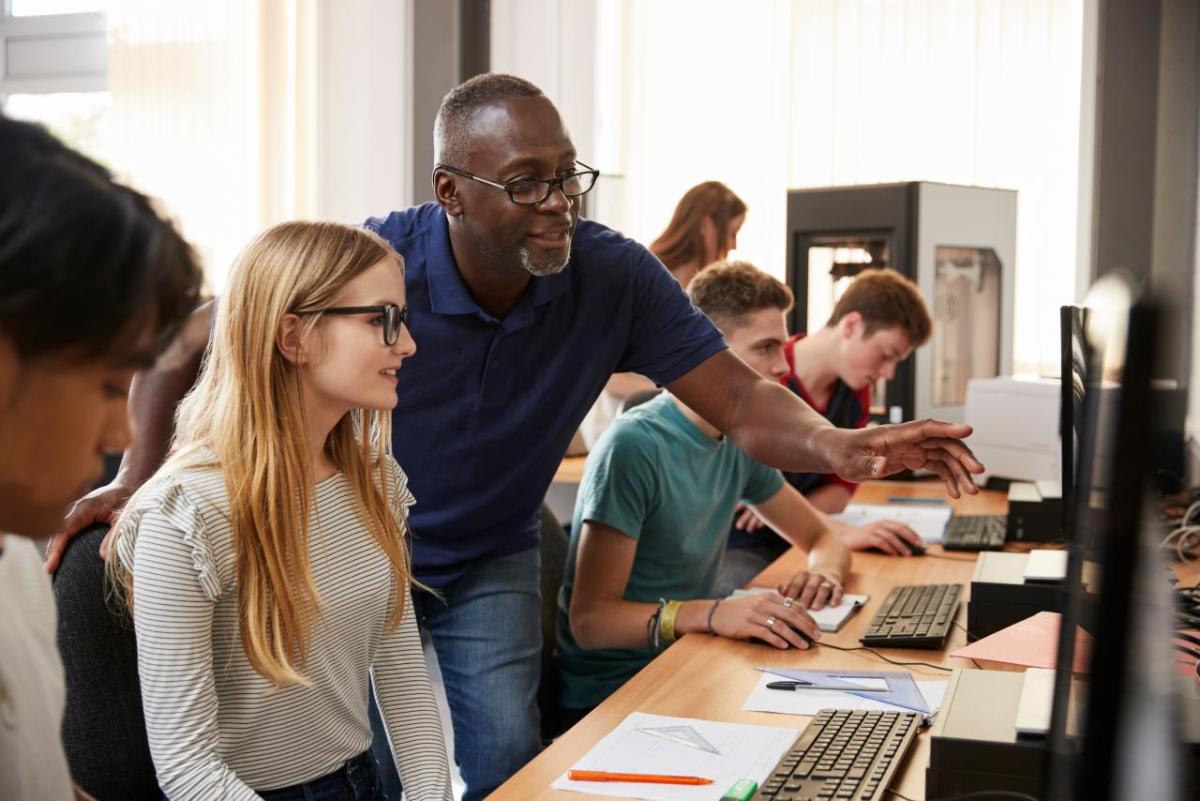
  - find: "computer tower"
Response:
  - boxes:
[785,182,1017,424]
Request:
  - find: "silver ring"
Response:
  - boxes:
[766,616,776,630]
[782,597,795,608]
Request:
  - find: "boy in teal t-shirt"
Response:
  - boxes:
[556,261,852,719]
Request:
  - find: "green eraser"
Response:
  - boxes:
[719,778,758,801]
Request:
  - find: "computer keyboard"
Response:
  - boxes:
[942,514,1007,551]
[860,583,962,649]
[753,708,923,801]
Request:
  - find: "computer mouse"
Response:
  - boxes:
[864,543,926,556]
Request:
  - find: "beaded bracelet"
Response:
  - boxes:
[659,600,683,644]
[705,599,722,634]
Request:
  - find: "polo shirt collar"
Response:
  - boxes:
[425,209,574,324]
[426,211,481,316]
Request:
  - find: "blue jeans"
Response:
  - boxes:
[255,751,383,801]
[414,546,543,801]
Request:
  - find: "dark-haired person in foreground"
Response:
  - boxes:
[0,114,202,800]
[46,74,983,800]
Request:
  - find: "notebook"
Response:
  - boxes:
[730,588,869,632]
[831,503,952,544]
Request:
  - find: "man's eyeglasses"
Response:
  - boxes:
[320,304,410,346]
[434,161,599,206]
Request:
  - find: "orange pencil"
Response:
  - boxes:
[567,769,714,785]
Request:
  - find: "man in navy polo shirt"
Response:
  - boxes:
[50,73,984,800]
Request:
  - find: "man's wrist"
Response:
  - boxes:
[807,425,844,478]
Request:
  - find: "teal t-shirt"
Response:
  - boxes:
[556,393,785,710]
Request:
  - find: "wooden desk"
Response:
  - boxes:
[554,455,587,485]
[493,481,1007,800]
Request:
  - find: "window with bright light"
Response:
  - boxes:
[598,0,1084,377]
[2,91,112,164]
[1,0,110,169]
[10,0,104,16]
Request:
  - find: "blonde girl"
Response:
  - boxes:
[110,221,451,801]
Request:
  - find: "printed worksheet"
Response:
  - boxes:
[552,712,798,801]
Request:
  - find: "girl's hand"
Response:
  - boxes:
[710,591,819,650]
[778,570,844,610]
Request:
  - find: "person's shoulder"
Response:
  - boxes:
[125,457,230,539]
[364,202,443,248]
[573,217,660,274]
[594,395,678,457]
[0,536,52,606]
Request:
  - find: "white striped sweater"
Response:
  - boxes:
[116,459,451,801]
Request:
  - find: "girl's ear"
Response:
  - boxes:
[276,313,307,366]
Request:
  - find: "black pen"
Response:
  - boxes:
[766,680,888,692]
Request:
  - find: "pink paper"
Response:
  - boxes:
[951,611,1091,673]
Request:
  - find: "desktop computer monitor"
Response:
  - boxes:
[1043,275,1182,800]
[1059,305,1088,538]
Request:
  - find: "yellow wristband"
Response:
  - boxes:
[658,600,683,644]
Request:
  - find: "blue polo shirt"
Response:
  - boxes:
[365,203,727,588]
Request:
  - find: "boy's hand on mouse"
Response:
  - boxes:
[840,520,925,556]
[779,570,844,610]
[710,591,819,650]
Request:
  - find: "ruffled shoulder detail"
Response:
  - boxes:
[386,457,417,519]
[114,470,227,602]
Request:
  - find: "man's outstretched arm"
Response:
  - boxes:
[44,300,214,572]
[667,350,984,498]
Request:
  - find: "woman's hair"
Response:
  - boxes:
[0,115,202,365]
[112,221,413,687]
[648,181,747,273]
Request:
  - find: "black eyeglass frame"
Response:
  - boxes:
[319,304,410,346]
[433,161,599,205]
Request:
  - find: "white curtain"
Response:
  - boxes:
[104,0,318,294]
[601,0,1084,375]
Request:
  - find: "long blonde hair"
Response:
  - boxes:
[112,221,413,687]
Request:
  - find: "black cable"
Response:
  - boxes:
[816,640,954,674]
[952,621,983,669]
[887,788,1040,801]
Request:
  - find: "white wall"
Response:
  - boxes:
[490,0,597,167]
[315,0,411,224]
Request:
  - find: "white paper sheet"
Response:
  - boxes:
[551,712,799,801]
[729,588,870,632]
[741,670,949,717]
[831,503,953,544]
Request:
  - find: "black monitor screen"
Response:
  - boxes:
[1059,305,1088,536]
[1044,275,1174,800]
